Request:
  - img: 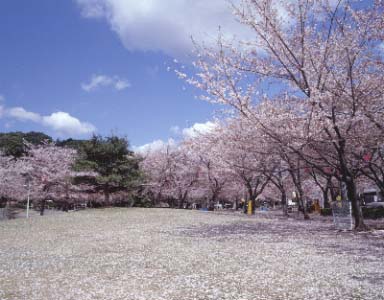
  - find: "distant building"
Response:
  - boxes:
[361,188,383,204]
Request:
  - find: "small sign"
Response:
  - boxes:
[331,201,354,230]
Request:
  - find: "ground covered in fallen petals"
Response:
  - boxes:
[1,208,383,300]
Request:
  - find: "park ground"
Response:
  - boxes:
[0,208,384,300]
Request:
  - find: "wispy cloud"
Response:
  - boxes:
[114,79,131,91]
[81,74,131,92]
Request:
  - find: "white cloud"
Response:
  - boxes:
[170,121,218,138]
[133,138,176,155]
[76,0,253,58]
[81,74,131,92]
[135,121,218,154]
[42,112,96,136]
[7,107,42,122]
[182,121,218,138]
[2,105,96,136]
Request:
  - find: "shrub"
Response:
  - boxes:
[362,207,384,219]
[133,195,153,208]
[320,208,333,216]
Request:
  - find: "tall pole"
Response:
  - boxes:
[26,182,30,218]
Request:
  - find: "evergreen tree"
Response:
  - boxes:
[75,135,142,204]
[0,131,52,158]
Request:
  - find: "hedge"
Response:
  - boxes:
[362,207,384,219]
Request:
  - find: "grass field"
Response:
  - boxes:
[1,208,384,300]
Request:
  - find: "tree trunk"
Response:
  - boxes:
[155,191,162,207]
[65,183,71,211]
[5,200,17,219]
[288,158,309,220]
[243,200,247,214]
[210,192,218,209]
[335,131,368,230]
[178,198,184,209]
[323,188,330,209]
[297,186,309,220]
[247,186,256,215]
[251,197,256,214]
[104,187,110,206]
[344,178,368,231]
[281,190,288,216]
[329,185,337,202]
[178,191,188,209]
[40,198,46,216]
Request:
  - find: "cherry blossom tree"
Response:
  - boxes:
[0,152,29,218]
[140,143,201,208]
[182,128,232,209]
[180,0,384,230]
[211,118,272,213]
[21,142,78,215]
[359,143,384,196]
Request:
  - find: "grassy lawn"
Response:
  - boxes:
[0,208,383,300]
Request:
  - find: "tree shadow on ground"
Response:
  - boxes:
[175,219,384,259]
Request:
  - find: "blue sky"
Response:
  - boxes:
[0,0,248,149]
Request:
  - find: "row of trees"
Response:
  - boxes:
[138,118,344,211]
[142,0,383,230]
[0,134,142,216]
